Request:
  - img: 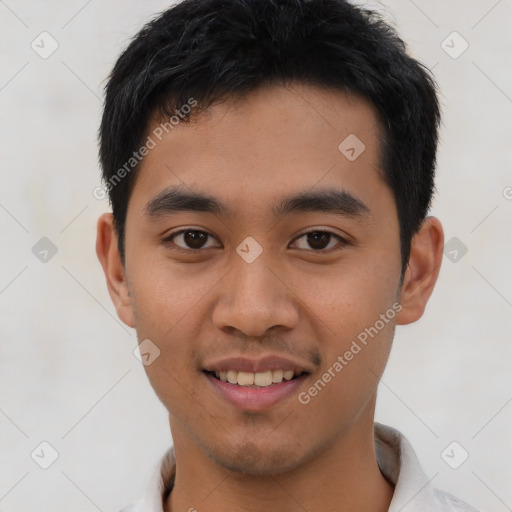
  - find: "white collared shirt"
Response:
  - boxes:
[120,423,480,512]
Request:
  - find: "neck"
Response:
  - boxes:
[164,413,394,512]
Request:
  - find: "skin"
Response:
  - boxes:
[96,84,444,512]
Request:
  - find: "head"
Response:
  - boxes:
[96,0,444,475]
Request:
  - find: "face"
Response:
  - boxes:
[103,84,411,474]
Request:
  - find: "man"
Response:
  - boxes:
[95,0,480,510]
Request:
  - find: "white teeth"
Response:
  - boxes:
[216,369,301,386]
[254,370,273,386]
[272,369,284,383]
[237,372,254,386]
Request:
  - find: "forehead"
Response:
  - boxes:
[130,84,385,217]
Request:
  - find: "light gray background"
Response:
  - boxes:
[1,1,511,510]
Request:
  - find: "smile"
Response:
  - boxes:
[203,370,310,411]
[209,369,305,387]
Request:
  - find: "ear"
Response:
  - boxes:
[95,213,135,328]
[396,216,444,325]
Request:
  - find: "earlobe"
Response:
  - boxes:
[95,213,135,328]
[396,216,444,325]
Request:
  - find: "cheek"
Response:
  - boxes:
[296,259,400,334]
[127,260,224,387]
[129,258,210,329]
[291,260,398,395]
[296,283,396,427]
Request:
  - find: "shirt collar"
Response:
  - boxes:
[123,422,455,512]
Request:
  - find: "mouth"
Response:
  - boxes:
[202,369,310,411]
[203,369,309,388]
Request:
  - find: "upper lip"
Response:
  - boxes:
[203,355,313,374]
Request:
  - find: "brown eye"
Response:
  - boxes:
[305,232,331,250]
[181,230,209,249]
[291,230,347,252]
[164,229,218,252]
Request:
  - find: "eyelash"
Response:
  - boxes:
[162,228,349,254]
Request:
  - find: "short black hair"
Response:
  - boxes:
[99,0,441,273]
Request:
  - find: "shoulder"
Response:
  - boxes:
[118,501,141,512]
[434,488,483,512]
[374,423,482,512]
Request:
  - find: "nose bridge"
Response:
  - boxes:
[236,255,280,303]
[212,250,298,336]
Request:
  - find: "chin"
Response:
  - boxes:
[206,441,304,476]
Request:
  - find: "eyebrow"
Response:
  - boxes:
[144,185,370,219]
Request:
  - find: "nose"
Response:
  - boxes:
[212,255,300,338]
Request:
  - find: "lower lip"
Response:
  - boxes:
[204,372,308,411]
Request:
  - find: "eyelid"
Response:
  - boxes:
[290,228,349,252]
[162,227,351,253]
[292,226,349,241]
[162,227,221,253]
